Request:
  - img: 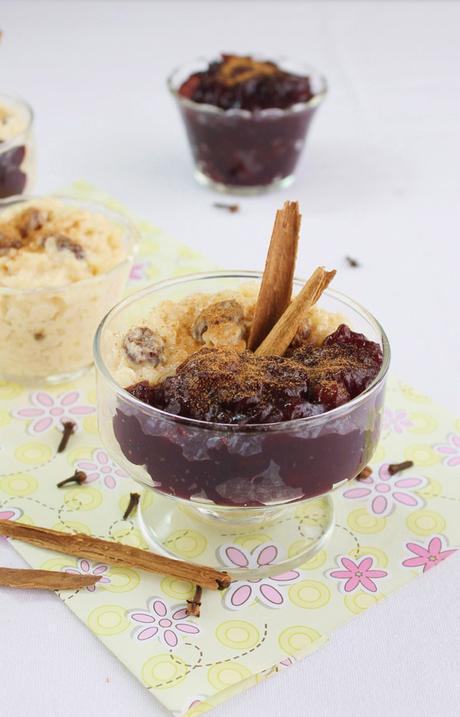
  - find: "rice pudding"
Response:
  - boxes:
[0,197,137,381]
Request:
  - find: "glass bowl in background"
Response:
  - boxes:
[0,93,35,198]
[168,58,327,195]
[0,195,139,383]
[94,272,390,577]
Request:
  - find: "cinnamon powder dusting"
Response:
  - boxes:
[217,55,278,87]
[130,346,319,424]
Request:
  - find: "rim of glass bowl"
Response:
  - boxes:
[94,270,391,433]
[0,92,34,152]
[0,194,140,296]
[167,56,328,118]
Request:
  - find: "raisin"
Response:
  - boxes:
[123,327,165,366]
[0,225,22,254]
[17,207,48,238]
[43,234,85,259]
[192,300,245,343]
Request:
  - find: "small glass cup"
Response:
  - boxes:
[0,93,35,199]
[0,195,138,383]
[94,272,390,576]
[168,58,327,195]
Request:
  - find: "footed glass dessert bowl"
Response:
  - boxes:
[94,272,390,578]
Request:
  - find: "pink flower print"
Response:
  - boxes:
[128,597,200,648]
[64,559,110,592]
[383,408,413,434]
[219,543,300,610]
[0,506,22,541]
[433,433,460,467]
[343,463,427,517]
[76,449,127,490]
[279,657,295,668]
[173,697,208,717]
[329,555,387,593]
[402,536,457,573]
[129,262,149,282]
[12,391,95,435]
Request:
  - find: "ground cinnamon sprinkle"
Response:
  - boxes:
[218,55,278,86]
[147,346,313,423]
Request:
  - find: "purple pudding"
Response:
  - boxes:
[112,322,385,507]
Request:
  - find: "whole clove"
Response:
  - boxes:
[345,256,360,268]
[57,420,76,453]
[388,460,414,476]
[213,202,240,213]
[57,470,87,488]
[122,492,141,521]
[186,585,202,617]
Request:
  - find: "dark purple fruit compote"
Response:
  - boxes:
[170,54,326,192]
[0,97,33,199]
[0,145,27,198]
[113,324,385,507]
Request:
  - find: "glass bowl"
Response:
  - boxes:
[0,195,139,383]
[168,57,327,195]
[94,272,390,576]
[0,93,35,198]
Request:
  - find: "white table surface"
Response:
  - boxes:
[0,1,459,715]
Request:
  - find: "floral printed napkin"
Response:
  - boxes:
[0,184,459,717]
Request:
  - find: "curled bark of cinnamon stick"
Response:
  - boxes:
[255,266,336,357]
[0,567,100,590]
[0,520,231,591]
[248,201,301,351]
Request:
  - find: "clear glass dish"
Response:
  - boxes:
[0,195,139,383]
[94,272,390,576]
[0,93,35,198]
[168,58,327,195]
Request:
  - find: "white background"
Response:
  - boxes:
[0,1,459,716]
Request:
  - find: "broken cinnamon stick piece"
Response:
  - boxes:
[255,266,336,357]
[247,201,301,351]
[0,567,100,591]
[0,520,231,591]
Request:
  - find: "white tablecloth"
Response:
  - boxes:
[0,2,459,715]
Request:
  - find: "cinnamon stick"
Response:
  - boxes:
[255,266,336,357]
[0,567,100,591]
[247,201,301,351]
[0,520,231,591]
